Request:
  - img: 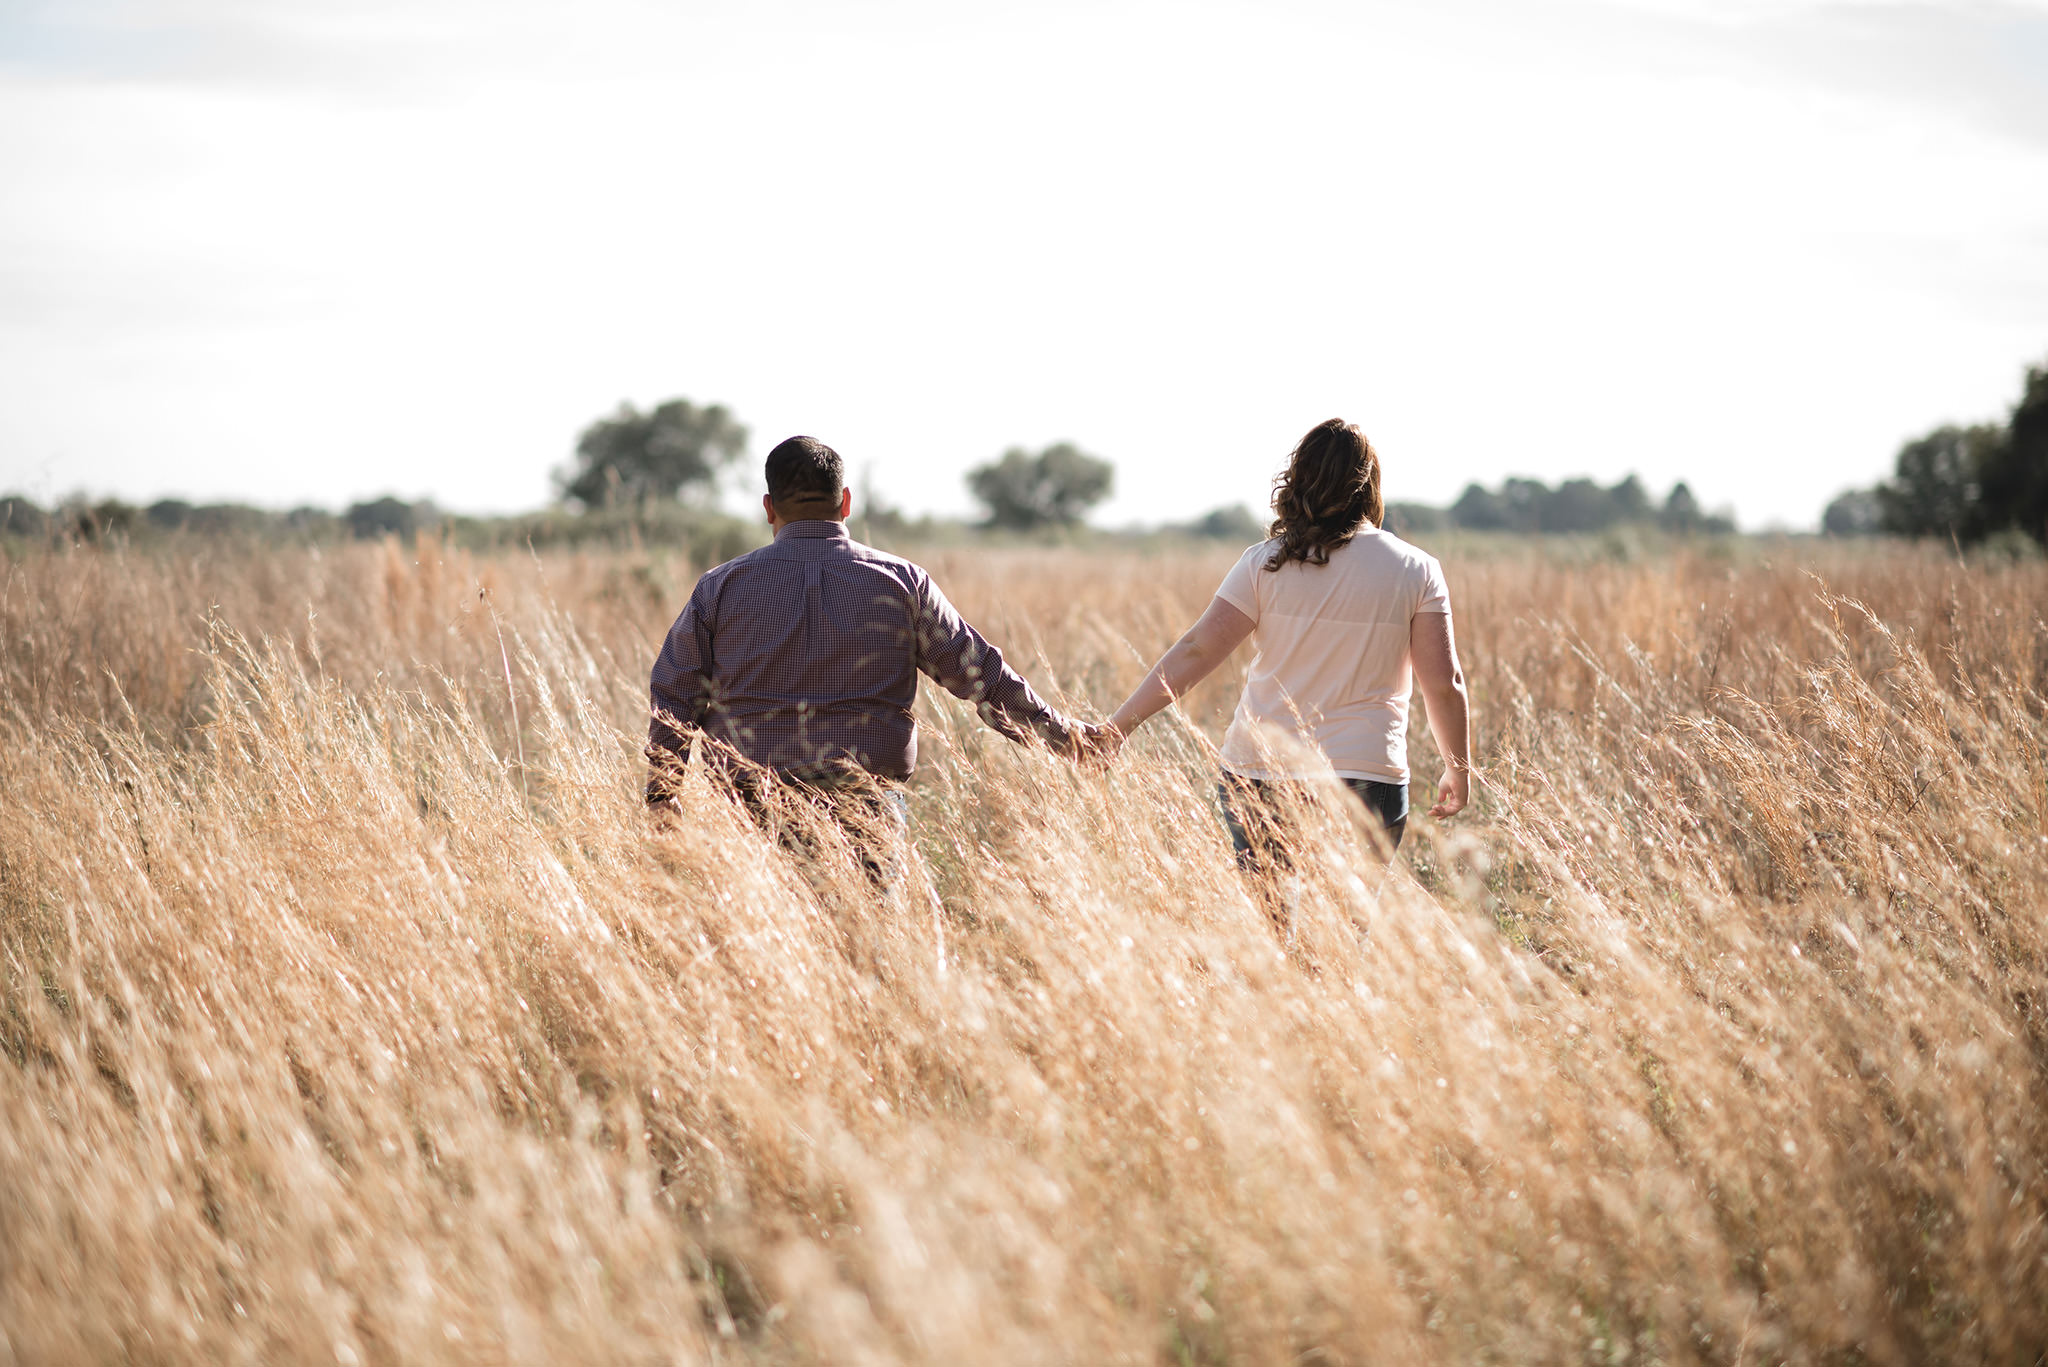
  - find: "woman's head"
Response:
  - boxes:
[1265,418,1382,570]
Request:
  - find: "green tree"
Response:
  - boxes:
[1499,478,1548,533]
[967,443,1115,530]
[1975,363,2048,544]
[557,398,749,509]
[1875,424,2001,540]
[146,499,194,531]
[346,497,422,540]
[64,497,137,541]
[1184,505,1265,541]
[1660,482,1702,533]
[1,494,48,538]
[1384,502,1448,536]
[1450,483,1507,530]
[1821,488,1883,537]
[1543,478,1618,533]
[1607,475,1651,523]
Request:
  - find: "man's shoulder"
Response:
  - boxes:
[840,538,930,587]
[696,534,926,595]
[692,540,777,590]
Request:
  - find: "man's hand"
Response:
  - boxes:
[1074,722,1125,770]
[647,794,686,835]
[1429,767,1469,820]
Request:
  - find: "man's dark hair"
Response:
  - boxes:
[765,436,845,513]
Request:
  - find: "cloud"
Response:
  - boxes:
[10,0,2045,149]
[1,0,531,98]
[1595,0,2048,150]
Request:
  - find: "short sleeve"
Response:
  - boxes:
[1414,553,1451,616]
[1213,542,1268,623]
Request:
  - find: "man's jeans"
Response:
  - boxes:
[732,769,911,892]
[1219,772,1409,875]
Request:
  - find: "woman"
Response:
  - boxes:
[1102,418,1471,865]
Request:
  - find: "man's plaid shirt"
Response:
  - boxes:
[647,520,1079,792]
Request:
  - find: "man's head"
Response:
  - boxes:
[764,435,850,526]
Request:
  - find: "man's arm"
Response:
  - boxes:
[647,583,715,804]
[911,573,1085,756]
[1410,609,1472,819]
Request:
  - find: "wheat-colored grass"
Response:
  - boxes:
[1,534,2043,1365]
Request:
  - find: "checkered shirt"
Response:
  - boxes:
[647,520,1078,791]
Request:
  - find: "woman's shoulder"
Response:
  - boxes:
[1229,537,1280,572]
[1336,526,1437,568]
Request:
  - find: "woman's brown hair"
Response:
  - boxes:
[1265,418,1383,570]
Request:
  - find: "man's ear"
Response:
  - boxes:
[762,493,778,527]
[838,486,853,520]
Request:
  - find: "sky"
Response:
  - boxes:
[2,0,2045,530]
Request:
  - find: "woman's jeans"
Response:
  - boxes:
[1219,773,1409,874]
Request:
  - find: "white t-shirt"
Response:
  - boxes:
[1213,528,1452,784]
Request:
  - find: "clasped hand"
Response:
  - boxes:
[1071,721,1126,771]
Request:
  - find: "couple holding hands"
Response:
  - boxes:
[646,420,1470,880]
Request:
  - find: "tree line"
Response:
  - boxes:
[1822,360,2048,546]
[556,400,1120,532]
[1441,475,1732,536]
[0,493,446,543]
[60,373,2048,549]
[0,400,1125,548]
[554,401,1751,539]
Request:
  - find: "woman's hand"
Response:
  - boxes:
[1086,722,1125,770]
[1074,721,1125,769]
[1429,766,1469,819]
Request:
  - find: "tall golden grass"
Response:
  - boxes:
[1,534,2044,1365]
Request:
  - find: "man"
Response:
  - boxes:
[646,435,1095,846]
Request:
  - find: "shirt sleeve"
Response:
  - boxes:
[911,571,1078,753]
[1414,553,1452,616]
[1213,542,1267,622]
[646,577,716,799]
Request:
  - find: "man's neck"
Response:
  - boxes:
[773,518,848,539]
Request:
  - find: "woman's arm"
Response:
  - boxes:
[1410,610,1472,818]
[1106,596,1255,741]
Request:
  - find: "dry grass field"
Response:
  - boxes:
[1,532,2044,1365]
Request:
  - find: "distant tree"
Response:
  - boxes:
[1185,505,1266,541]
[1450,473,1720,535]
[1499,478,1548,533]
[557,398,749,509]
[1975,362,2048,544]
[1544,478,1618,533]
[967,443,1115,530]
[1660,482,1702,533]
[0,494,47,537]
[1450,484,1507,530]
[346,497,419,540]
[66,498,137,541]
[1821,488,1883,537]
[286,506,341,538]
[1383,501,1448,536]
[185,503,276,537]
[1608,475,1651,523]
[1875,424,1999,541]
[146,499,193,530]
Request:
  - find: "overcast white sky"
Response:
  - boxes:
[3,0,2045,529]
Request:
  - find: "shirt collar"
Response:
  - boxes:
[774,519,850,542]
